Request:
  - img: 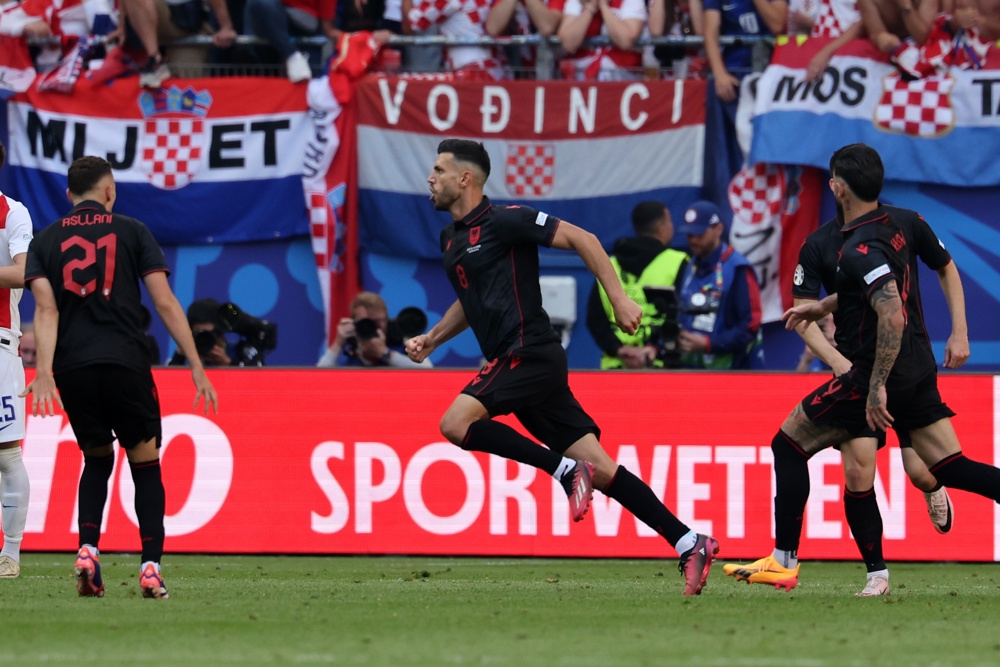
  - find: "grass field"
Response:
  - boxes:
[2,554,999,667]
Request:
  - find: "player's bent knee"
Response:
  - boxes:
[439,415,473,446]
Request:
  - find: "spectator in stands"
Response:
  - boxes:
[317,292,430,367]
[858,0,941,53]
[19,323,36,369]
[399,0,443,72]
[485,0,564,77]
[0,0,116,71]
[647,0,706,77]
[676,200,764,369]
[116,0,237,86]
[585,201,689,369]
[556,0,646,80]
[861,0,998,77]
[336,0,386,31]
[793,0,864,82]
[703,0,787,102]
[243,0,338,82]
[407,0,503,78]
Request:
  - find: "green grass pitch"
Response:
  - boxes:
[3,554,1000,666]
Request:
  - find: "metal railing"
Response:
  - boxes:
[30,33,772,80]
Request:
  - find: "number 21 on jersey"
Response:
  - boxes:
[62,233,117,299]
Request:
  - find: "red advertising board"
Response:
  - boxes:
[21,369,998,561]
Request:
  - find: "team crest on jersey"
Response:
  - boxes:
[138,86,212,190]
[505,143,555,197]
[793,263,804,286]
[469,226,481,245]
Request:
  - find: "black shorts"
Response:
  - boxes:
[801,368,955,442]
[57,364,162,451]
[461,341,600,452]
[892,369,956,445]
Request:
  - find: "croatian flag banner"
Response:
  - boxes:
[750,37,1000,187]
[353,78,708,259]
[5,78,312,244]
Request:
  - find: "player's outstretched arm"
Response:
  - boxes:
[790,298,852,375]
[406,299,468,363]
[144,272,218,414]
[20,277,64,416]
[782,293,838,331]
[551,221,641,335]
[936,260,970,369]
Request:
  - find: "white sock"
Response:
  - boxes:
[80,543,99,557]
[140,560,161,574]
[0,447,29,561]
[773,549,798,569]
[868,568,889,581]
[553,457,576,480]
[674,530,698,556]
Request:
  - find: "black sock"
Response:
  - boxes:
[462,420,562,475]
[130,460,165,564]
[78,453,114,549]
[930,453,1000,502]
[772,431,810,553]
[843,487,886,573]
[604,466,689,546]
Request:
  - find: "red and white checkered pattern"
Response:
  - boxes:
[505,143,555,197]
[409,0,499,73]
[141,117,205,190]
[728,162,786,226]
[875,74,955,138]
[810,0,843,38]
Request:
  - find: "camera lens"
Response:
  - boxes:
[354,318,379,341]
[194,330,218,356]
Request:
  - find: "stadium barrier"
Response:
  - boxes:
[19,369,999,561]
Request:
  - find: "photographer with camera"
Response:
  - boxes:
[676,200,764,369]
[317,291,431,368]
[585,201,689,369]
[168,298,278,368]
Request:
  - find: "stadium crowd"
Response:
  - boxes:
[1,0,995,86]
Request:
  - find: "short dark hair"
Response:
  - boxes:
[631,201,668,236]
[67,156,113,197]
[829,143,883,202]
[437,139,490,178]
[187,298,224,328]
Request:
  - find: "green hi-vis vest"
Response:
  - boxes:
[598,248,688,369]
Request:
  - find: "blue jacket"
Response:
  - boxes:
[677,243,764,369]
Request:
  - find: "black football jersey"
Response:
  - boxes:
[439,197,561,360]
[24,200,169,373]
[835,209,935,386]
[793,205,952,363]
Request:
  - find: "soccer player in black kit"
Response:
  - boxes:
[729,143,1000,593]
[772,184,966,596]
[405,139,719,595]
[22,156,217,599]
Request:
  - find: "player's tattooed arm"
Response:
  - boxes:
[866,280,904,430]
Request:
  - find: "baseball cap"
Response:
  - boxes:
[682,201,723,236]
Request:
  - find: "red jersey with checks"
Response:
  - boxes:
[409,0,502,73]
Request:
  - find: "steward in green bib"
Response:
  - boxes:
[586,202,689,369]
